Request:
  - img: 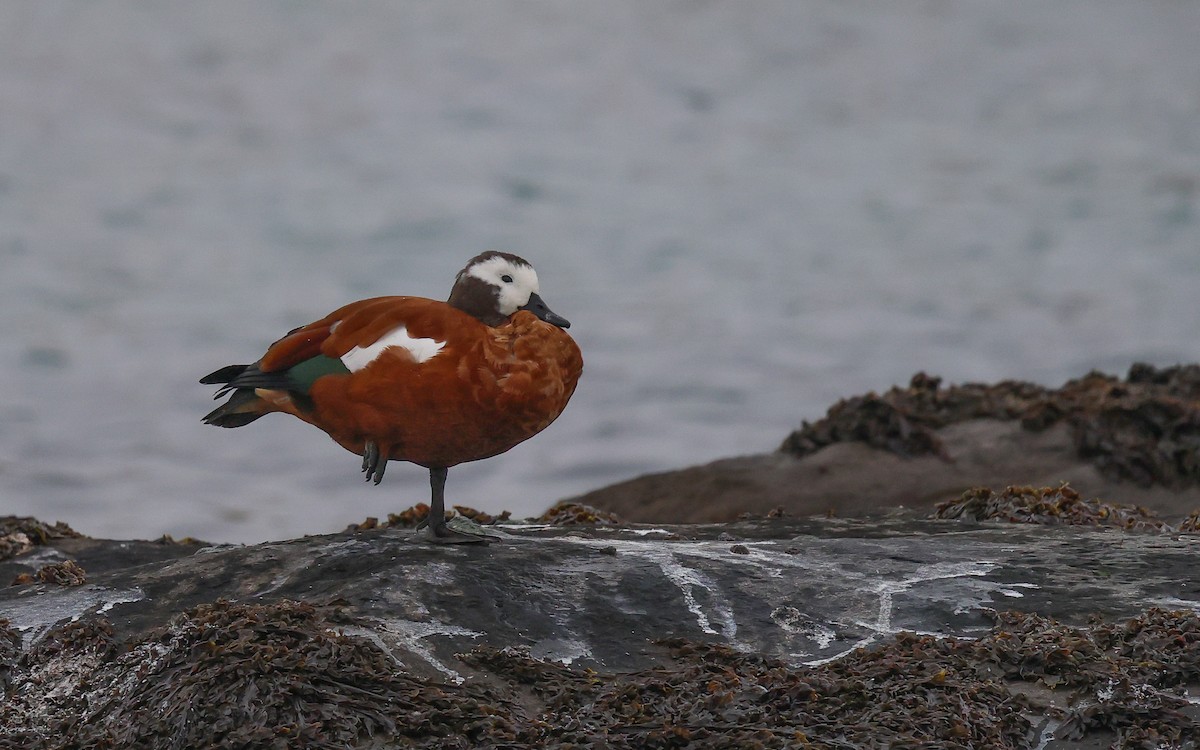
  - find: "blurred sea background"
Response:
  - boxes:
[1,2,1198,544]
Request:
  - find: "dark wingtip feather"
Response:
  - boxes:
[200,364,251,385]
[202,409,264,428]
[202,387,266,428]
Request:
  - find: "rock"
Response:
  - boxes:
[2,513,1200,747]
[10,559,87,587]
[934,483,1175,531]
[571,364,1200,523]
[0,518,82,562]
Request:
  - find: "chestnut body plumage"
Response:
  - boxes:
[201,252,582,543]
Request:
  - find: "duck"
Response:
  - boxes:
[200,251,583,544]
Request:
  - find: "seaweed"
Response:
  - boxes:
[1179,510,1200,532]
[933,484,1169,531]
[5,600,1196,748]
[348,504,444,531]
[536,502,624,526]
[781,363,1200,488]
[10,559,88,587]
[0,600,528,750]
[0,618,19,691]
[348,501,620,531]
[0,517,82,562]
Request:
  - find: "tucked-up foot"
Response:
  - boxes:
[361,441,386,485]
[422,518,500,545]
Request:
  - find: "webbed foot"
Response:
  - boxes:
[423,519,499,545]
[419,466,499,544]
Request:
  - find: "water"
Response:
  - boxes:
[2,2,1198,543]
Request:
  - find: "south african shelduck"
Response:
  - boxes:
[201,251,582,543]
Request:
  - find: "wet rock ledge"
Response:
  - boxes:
[2,505,1200,749]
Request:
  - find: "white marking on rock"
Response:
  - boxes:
[561,537,742,642]
[865,561,996,636]
[1150,596,1200,612]
[0,586,145,649]
[97,590,145,614]
[337,625,407,668]
[658,553,734,637]
[251,540,374,597]
[771,606,837,648]
[546,535,1025,666]
[1031,719,1063,750]
[531,637,593,665]
[11,544,67,567]
[252,558,313,597]
[365,618,484,684]
[341,326,445,371]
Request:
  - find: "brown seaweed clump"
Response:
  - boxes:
[536,502,624,526]
[466,608,1200,748]
[0,618,20,691]
[781,363,1200,489]
[348,504,512,531]
[347,503,436,530]
[349,502,624,531]
[1179,510,1200,533]
[0,600,527,750]
[968,609,1200,747]
[0,517,83,562]
[11,559,88,587]
[460,635,1034,749]
[153,533,208,546]
[2,602,1199,748]
[348,503,438,530]
[933,484,1170,531]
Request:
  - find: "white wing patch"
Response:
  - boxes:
[341,326,446,371]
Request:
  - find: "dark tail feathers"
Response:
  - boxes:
[201,363,268,428]
[200,363,250,386]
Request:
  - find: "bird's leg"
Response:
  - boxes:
[361,441,386,485]
[422,467,497,544]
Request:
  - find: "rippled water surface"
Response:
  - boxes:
[2,2,1198,542]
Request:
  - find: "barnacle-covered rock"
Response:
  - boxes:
[0,517,81,562]
[536,502,623,526]
[782,364,1200,490]
[1179,509,1200,532]
[934,484,1169,531]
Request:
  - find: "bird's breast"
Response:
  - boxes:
[308,312,581,466]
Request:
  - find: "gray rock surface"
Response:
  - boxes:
[2,516,1200,747]
[570,419,1200,524]
[571,365,1200,524]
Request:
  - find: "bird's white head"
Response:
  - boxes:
[449,251,570,328]
[464,253,541,316]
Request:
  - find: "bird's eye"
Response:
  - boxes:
[501,274,513,283]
